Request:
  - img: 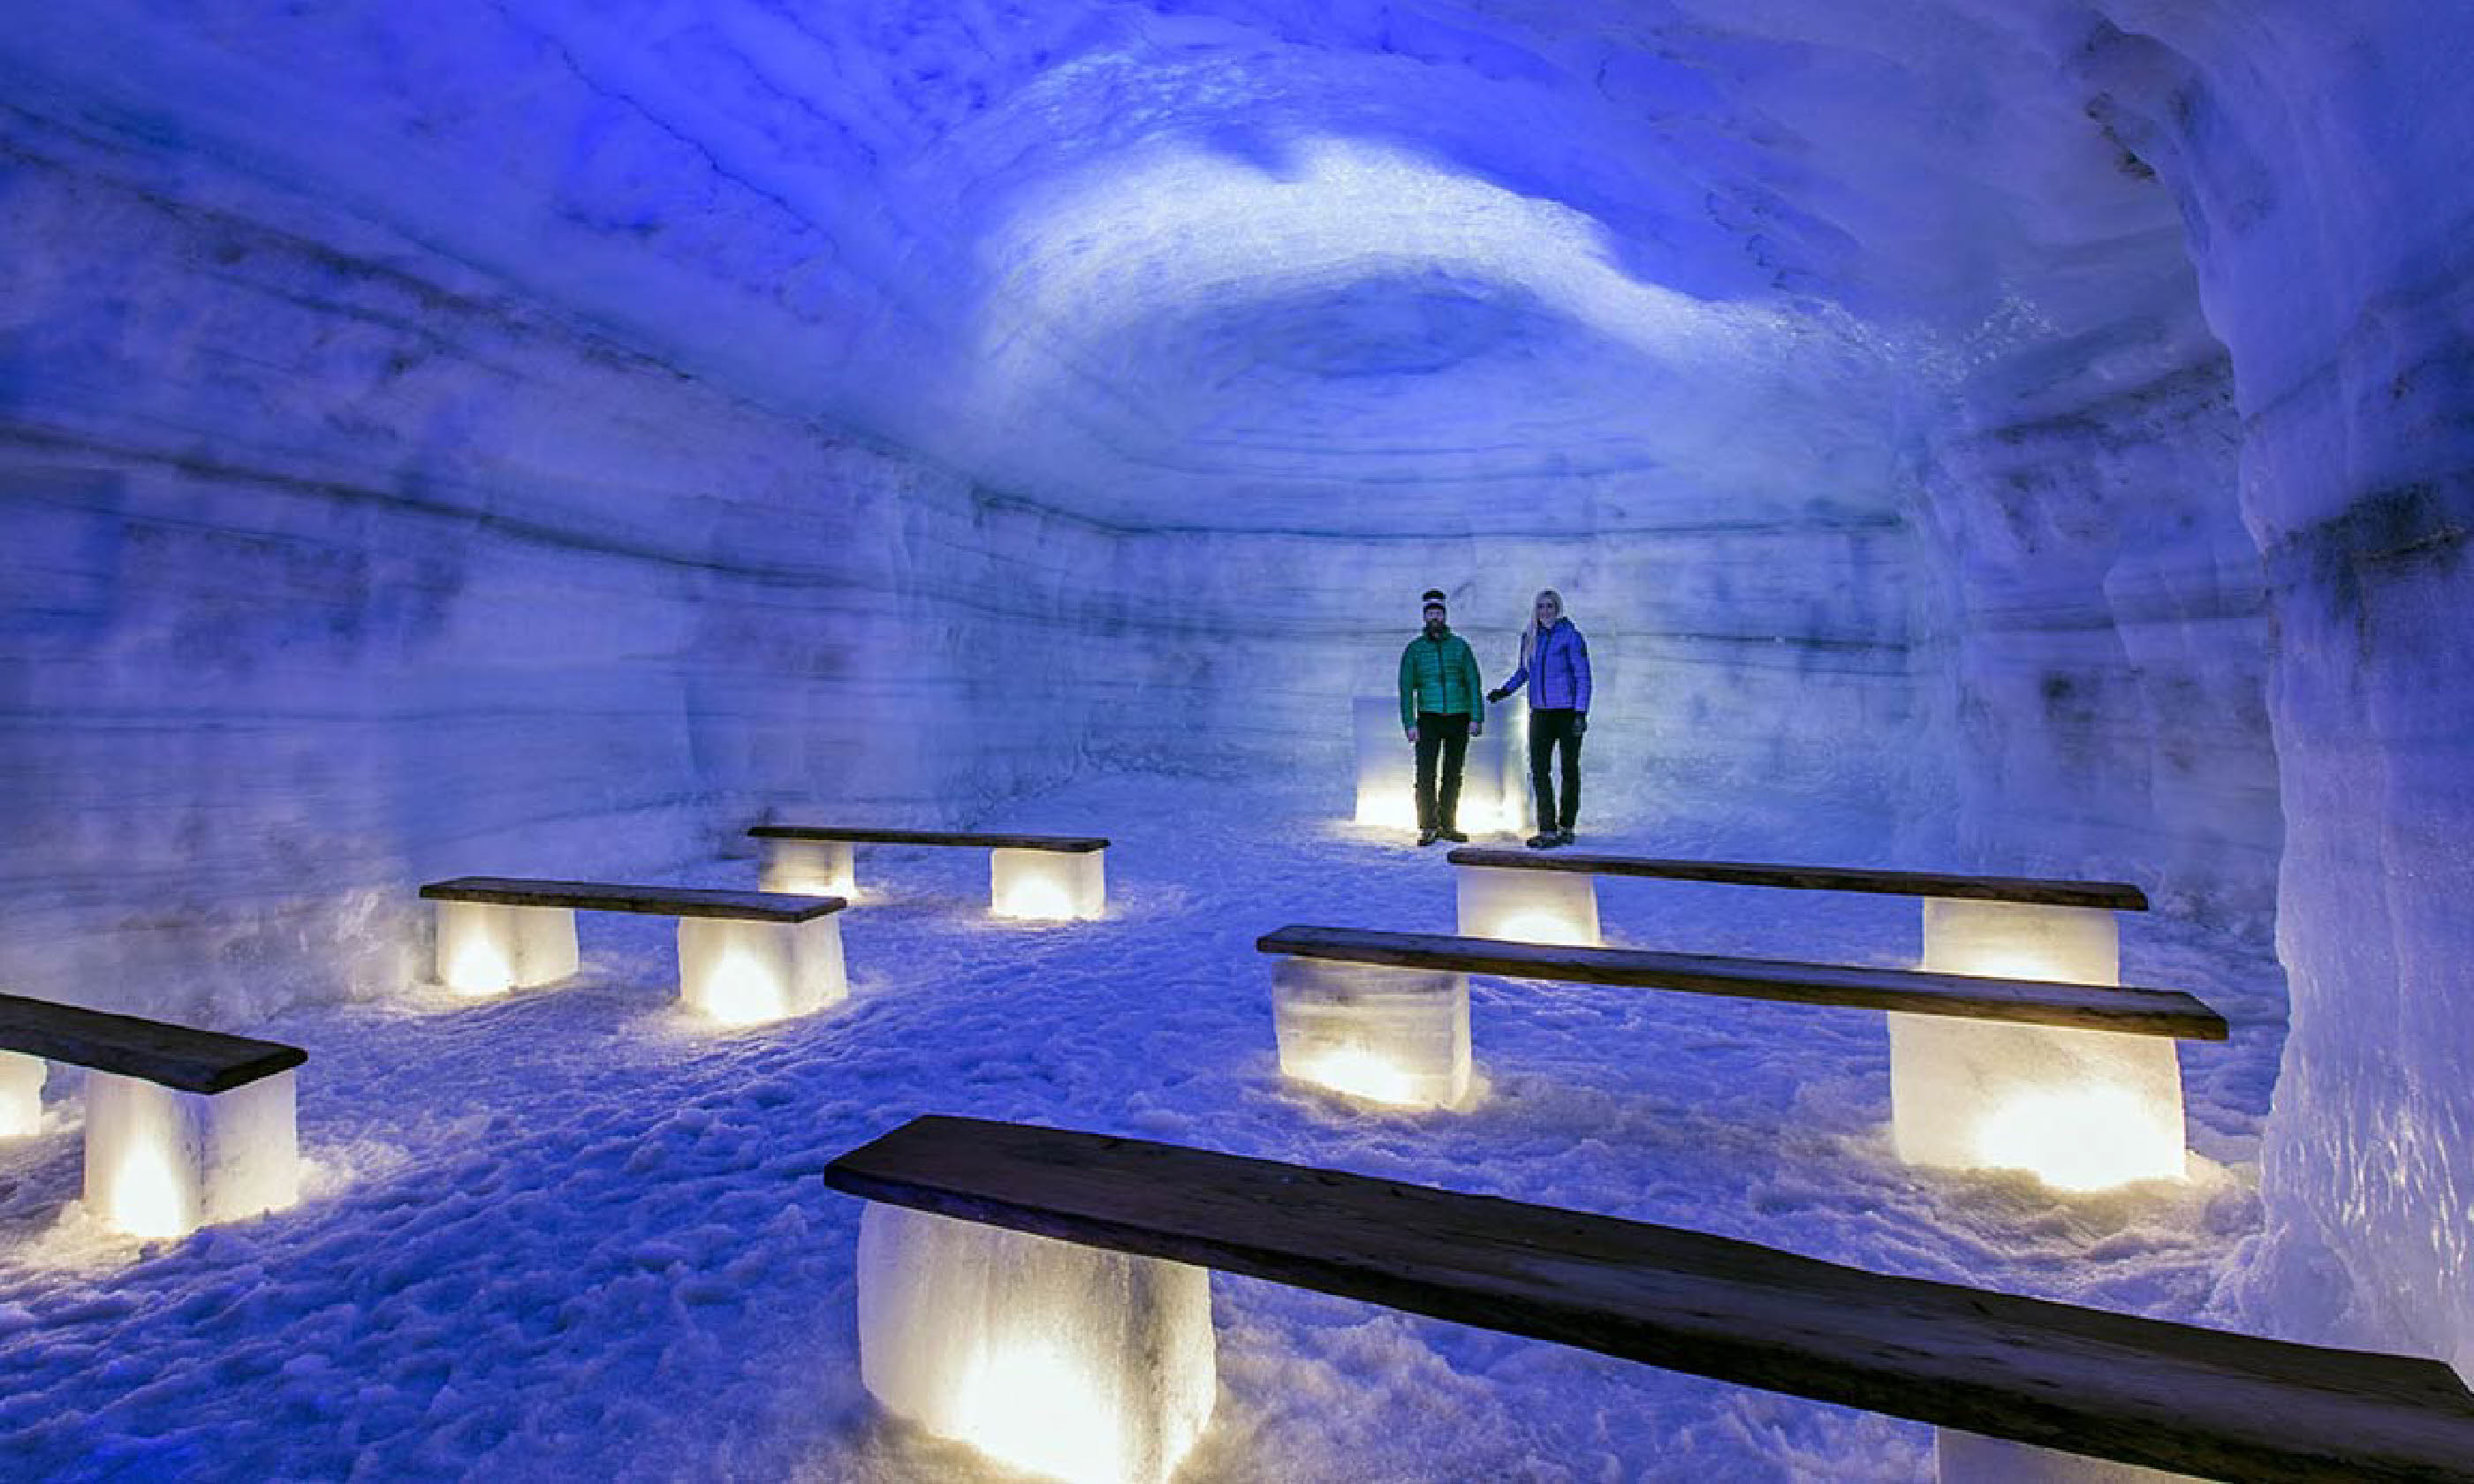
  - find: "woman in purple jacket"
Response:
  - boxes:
[1487,589,1592,849]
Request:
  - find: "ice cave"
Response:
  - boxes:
[2,1,2470,1479]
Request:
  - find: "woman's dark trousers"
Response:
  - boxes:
[1413,712,1472,832]
[1529,708,1583,833]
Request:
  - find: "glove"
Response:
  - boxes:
[1574,714,1589,736]
[1485,688,1507,704]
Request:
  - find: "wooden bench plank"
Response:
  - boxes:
[0,992,307,1094]
[419,876,845,923]
[1446,849,2149,912]
[1256,925,2228,1040]
[825,1116,2474,1483]
[749,826,1109,852]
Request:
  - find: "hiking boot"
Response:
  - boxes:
[1438,829,1469,843]
[1525,831,1560,849]
[1556,829,1576,846]
[1417,829,1440,847]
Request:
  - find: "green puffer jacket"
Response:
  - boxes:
[1398,628,1485,731]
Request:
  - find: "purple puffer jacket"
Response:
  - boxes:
[1499,619,1591,711]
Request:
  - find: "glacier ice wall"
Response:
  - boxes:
[2069,1,2474,1377]
[0,105,1131,1020]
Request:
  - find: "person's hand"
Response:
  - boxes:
[1405,726,1419,744]
[1485,688,1507,704]
[1471,719,1484,738]
[1575,714,1589,736]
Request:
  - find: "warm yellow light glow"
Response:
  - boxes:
[773,869,856,899]
[994,877,1077,921]
[1942,950,2067,982]
[1292,1046,1424,1107]
[444,935,515,996]
[1491,911,1592,947]
[1975,1084,2186,1192]
[110,1141,194,1239]
[698,949,786,1026]
[1354,792,1517,833]
[953,1336,1131,1484]
[1353,792,1419,830]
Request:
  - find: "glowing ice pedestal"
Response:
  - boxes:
[760,838,856,899]
[677,915,846,1026]
[858,1204,1215,1484]
[1937,1430,2201,1482]
[1351,696,1522,834]
[84,1070,300,1238]
[434,900,581,996]
[1272,958,1472,1109]
[1,1050,44,1136]
[1455,865,1601,946]
[991,848,1107,921]
[1892,900,2186,1191]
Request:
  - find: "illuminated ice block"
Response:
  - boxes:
[761,837,857,899]
[858,1204,1215,1484]
[1353,696,1522,834]
[1,1050,43,1136]
[433,899,580,996]
[83,1069,300,1238]
[1893,899,2186,1190]
[1455,864,1601,946]
[677,914,846,1026]
[1272,957,1472,1109]
[990,847,1106,921]
[1937,1429,2203,1482]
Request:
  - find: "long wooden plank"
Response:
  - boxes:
[750,825,1109,852]
[0,992,306,1094]
[1446,848,2149,911]
[825,1116,2474,1483]
[419,876,844,923]
[1256,925,2227,1040]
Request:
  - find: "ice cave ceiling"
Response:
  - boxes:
[6,0,2197,534]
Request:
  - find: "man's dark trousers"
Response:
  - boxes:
[1529,707,1583,833]
[1414,711,1473,832]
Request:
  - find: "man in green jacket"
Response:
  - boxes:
[1399,588,1486,846]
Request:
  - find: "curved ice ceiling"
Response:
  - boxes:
[0,0,2188,532]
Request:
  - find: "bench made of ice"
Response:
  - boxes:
[826,1115,2474,1484]
[418,876,849,1025]
[748,825,1110,920]
[0,992,304,1238]
[1257,924,2226,1188]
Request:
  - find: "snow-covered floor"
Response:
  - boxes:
[0,772,2284,1482]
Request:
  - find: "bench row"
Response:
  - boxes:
[828,1115,2474,1484]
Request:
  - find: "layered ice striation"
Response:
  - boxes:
[0,0,2470,1406]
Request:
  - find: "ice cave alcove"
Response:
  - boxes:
[2,2,2470,1480]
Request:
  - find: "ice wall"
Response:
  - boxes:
[2065,1,2474,1377]
[0,106,1126,1020]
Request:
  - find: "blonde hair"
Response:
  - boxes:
[1520,588,1565,670]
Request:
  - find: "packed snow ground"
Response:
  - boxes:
[0,772,2283,1482]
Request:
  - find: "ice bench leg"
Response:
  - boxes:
[1455,865,1600,946]
[435,900,579,995]
[761,838,856,899]
[1272,957,1472,1110]
[1893,899,2184,1190]
[990,847,1106,920]
[85,1070,300,1238]
[678,915,846,1025]
[857,1203,1214,1484]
